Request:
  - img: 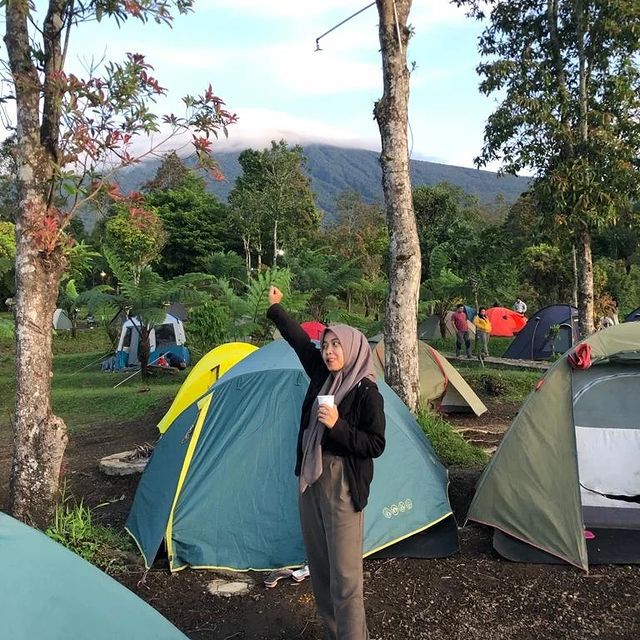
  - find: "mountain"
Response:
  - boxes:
[114,144,530,221]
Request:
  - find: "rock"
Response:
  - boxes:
[207,578,252,598]
[99,450,149,476]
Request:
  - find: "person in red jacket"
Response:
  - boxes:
[452,304,473,358]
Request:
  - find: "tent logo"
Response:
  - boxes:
[383,499,413,518]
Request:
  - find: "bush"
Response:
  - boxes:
[480,373,508,396]
[187,301,231,357]
[46,494,134,574]
[417,409,488,467]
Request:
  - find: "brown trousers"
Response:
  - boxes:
[299,453,369,640]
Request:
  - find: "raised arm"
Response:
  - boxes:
[266,286,326,380]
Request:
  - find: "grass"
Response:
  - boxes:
[427,336,513,358]
[454,364,540,404]
[417,409,488,467]
[0,329,186,438]
[45,492,134,575]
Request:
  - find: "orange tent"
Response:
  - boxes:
[485,307,528,337]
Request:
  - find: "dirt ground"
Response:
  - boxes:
[1,404,639,640]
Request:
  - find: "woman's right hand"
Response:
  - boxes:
[268,286,283,306]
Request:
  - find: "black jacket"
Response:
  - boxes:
[267,304,385,511]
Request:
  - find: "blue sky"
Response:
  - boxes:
[38,1,494,169]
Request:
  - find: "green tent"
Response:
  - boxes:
[467,322,640,571]
[127,339,457,572]
[371,339,487,416]
[0,510,187,640]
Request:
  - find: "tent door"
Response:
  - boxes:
[573,366,640,528]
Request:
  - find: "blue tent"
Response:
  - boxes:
[624,307,640,322]
[127,340,457,571]
[0,511,187,640]
[503,304,579,361]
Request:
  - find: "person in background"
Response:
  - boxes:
[474,307,492,358]
[610,298,620,325]
[452,304,473,358]
[267,285,385,640]
[513,297,527,315]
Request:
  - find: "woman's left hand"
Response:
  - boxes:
[317,404,339,429]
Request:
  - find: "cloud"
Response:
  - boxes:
[213,107,381,151]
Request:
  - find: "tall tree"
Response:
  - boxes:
[4,0,235,526]
[458,0,640,337]
[229,141,320,278]
[145,170,229,278]
[374,0,421,412]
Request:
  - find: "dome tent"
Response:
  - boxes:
[371,339,486,416]
[503,304,579,360]
[0,511,187,640]
[468,322,640,570]
[115,313,189,369]
[624,307,640,322]
[127,340,458,572]
[485,306,527,337]
[418,312,476,341]
[157,342,258,434]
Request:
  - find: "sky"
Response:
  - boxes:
[9,1,497,170]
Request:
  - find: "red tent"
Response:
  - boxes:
[300,321,326,341]
[485,307,528,337]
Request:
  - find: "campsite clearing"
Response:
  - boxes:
[1,383,638,639]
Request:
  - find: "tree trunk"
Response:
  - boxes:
[576,227,594,338]
[374,0,420,412]
[11,197,68,527]
[272,218,279,267]
[242,235,251,281]
[572,244,578,307]
[139,325,151,380]
[6,0,69,527]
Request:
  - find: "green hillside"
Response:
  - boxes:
[113,144,529,222]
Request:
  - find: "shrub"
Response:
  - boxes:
[46,494,134,575]
[480,373,508,396]
[417,409,488,466]
[187,301,231,357]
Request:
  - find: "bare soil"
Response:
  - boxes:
[1,404,639,640]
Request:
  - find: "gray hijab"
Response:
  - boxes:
[299,324,376,493]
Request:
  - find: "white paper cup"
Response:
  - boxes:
[317,395,335,408]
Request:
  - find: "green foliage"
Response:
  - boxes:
[229,140,321,267]
[324,308,383,336]
[45,493,133,574]
[145,162,231,277]
[459,0,640,330]
[104,204,167,270]
[417,409,488,466]
[203,251,247,290]
[240,267,307,339]
[0,220,16,297]
[187,301,231,357]
[520,243,574,308]
[63,241,101,284]
[461,367,540,405]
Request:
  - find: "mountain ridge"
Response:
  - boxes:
[114,143,530,220]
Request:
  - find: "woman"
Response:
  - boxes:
[267,286,385,640]
[474,307,492,358]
